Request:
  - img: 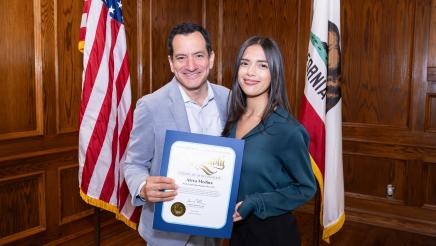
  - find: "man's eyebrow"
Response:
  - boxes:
[174,51,206,56]
[193,51,207,55]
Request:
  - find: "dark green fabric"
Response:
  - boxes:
[229,107,316,219]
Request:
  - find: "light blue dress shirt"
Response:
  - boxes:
[177,82,223,136]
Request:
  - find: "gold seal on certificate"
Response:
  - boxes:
[170,202,186,217]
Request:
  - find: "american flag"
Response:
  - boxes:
[78,0,140,228]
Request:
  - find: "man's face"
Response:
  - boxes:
[168,32,215,92]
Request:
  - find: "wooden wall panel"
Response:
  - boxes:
[425,164,436,207]
[428,0,436,77]
[405,160,426,206]
[431,0,436,64]
[344,155,406,202]
[0,0,43,140]
[57,0,83,134]
[124,0,140,102]
[147,0,203,93]
[218,0,301,109]
[342,0,415,127]
[204,0,222,86]
[425,94,436,132]
[409,0,431,134]
[58,165,92,225]
[0,172,46,245]
[339,0,436,239]
[138,0,152,97]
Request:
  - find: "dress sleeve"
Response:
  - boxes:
[237,125,317,219]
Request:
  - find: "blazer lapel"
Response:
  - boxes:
[167,78,190,132]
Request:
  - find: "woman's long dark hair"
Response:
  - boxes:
[222,36,291,136]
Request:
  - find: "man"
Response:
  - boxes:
[123,23,229,246]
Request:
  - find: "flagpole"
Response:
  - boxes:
[312,181,321,246]
[307,1,320,244]
[94,207,101,246]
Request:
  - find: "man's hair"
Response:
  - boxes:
[167,22,212,57]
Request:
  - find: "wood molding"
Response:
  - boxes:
[136,0,143,100]
[345,192,405,206]
[204,0,223,85]
[59,210,94,226]
[43,216,118,246]
[425,93,436,132]
[410,0,432,132]
[0,130,43,141]
[423,204,436,210]
[34,0,44,138]
[346,196,436,227]
[343,125,436,147]
[427,0,436,67]
[297,201,436,237]
[429,67,436,82]
[343,140,436,163]
[0,146,77,163]
[55,0,83,135]
[346,207,436,237]
[343,122,410,131]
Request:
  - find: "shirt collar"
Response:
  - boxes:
[273,106,289,119]
[176,81,215,106]
[229,106,291,139]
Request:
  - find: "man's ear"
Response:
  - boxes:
[209,51,215,69]
[168,55,175,73]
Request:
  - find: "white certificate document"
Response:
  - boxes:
[162,141,236,229]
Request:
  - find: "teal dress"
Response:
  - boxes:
[229,107,316,220]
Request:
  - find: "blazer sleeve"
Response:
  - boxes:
[123,97,155,207]
[237,125,317,219]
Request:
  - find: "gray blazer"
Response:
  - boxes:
[123,77,229,246]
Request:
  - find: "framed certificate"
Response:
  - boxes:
[153,130,244,238]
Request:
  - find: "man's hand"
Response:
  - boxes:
[140,176,177,202]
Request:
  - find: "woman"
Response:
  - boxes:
[223,36,316,246]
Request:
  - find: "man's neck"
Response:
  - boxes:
[182,82,209,106]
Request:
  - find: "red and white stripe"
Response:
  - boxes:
[78,0,140,228]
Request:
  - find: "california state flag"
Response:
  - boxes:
[299,0,345,243]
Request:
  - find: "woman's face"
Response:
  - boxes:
[237,44,271,99]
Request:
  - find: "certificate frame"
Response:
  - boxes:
[153,130,244,238]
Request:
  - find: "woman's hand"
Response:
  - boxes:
[233,201,243,222]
